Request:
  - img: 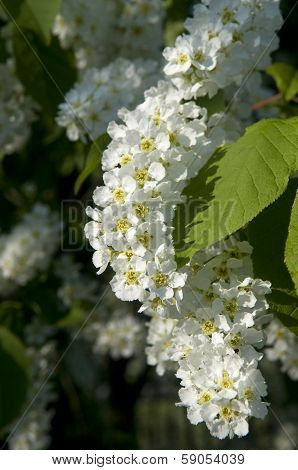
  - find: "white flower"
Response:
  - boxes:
[0,204,60,286]
[146,315,177,375]
[206,399,249,439]
[177,340,268,439]
[237,368,268,419]
[57,58,160,142]
[53,0,165,69]
[145,253,186,300]
[86,308,144,360]
[163,0,282,99]
[54,255,98,307]
[212,277,270,328]
[265,319,298,381]
[110,257,148,301]
[163,36,193,75]
[0,60,37,156]
[85,79,215,307]
[9,320,57,450]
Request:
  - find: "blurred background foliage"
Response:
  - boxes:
[0,0,297,450]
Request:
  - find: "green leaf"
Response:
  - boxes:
[13,30,76,121]
[24,0,61,44]
[196,90,225,115]
[165,0,193,21]
[164,20,184,46]
[0,326,29,429]
[285,188,298,293]
[268,289,298,335]
[2,0,60,45]
[75,134,110,195]
[164,0,194,46]
[267,62,298,102]
[56,302,86,327]
[175,117,298,262]
[247,179,297,291]
[0,0,23,18]
[27,284,66,325]
[173,146,226,267]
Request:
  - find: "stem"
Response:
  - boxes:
[251,93,282,110]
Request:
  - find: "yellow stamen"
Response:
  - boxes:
[120,153,133,166]
[222,9,234,24]
[229,333,242,349]
[140,137,155,152]
[219,370,234,389]
[113,187,126,203]
[220,405,235,420]
[134,168,148,187]
[152,107,162,126]
[151,297,163,309]
[122,250,134,260]
[116,218,131,233]
[244,388,254,400]
[137,232,151,248]
[177,52,189,65]
[124,269,140,285]
[152,272,168,288]
[198,391,212,405]
[194,49,204,62]
[134,203,149,219]
[201,320,216,336]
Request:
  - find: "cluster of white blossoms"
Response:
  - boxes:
[85,0,282,314]
[84,78,239,304]
[55,0,164,143]
[54,255,146,360]
[146,315,178,376]
[53,0,116,69]
[163,0,282,100]
[9,321,57,450]
[54,255,98,308]
[53,0,164,69]
[265,319,298,381]
[0,237,17,297]
[147,237,271,439]
[57,58,159,142]
[84,293,145,360]
[0,204,60,288]
[0,59,36,157]
[85,0,283,439]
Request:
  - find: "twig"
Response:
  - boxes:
[251,93,282,110]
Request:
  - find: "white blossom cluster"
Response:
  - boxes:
[146,237,272,439]
[146,314,178,376]
[163,0,282,100]
[265,319,298,381]
[84,298,145,360]
[114,0,164,63]
[0,204,60,288]
[85,0,281,317]
[84,78,239,305]
[9,320,57,450]
[55,256,146,360]
[57,58,159,142]
[53,0,164,70]
[0,59,36,157]
[85,0,282,439]
[54,254,98,308]
[0,236,17,297]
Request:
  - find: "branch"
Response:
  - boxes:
[251,93,282,110]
